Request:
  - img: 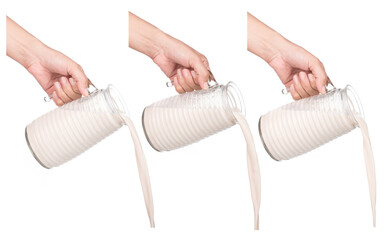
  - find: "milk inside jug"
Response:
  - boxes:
[25,85,155,227]
[142,82,261,229]
[259,85,376,227]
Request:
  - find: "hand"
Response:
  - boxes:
[6,16,89,106]
[247,13,328,100]
[268,41,328,100]
[27,45,89,106]
[151,36,210,93]
[129,12,210,94]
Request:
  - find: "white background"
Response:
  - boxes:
[1,0,383,239]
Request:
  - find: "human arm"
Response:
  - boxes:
[247,12,328,100]
[6,16,89,106]
[129,12,210,93]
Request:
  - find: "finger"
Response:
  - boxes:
[173,76,185,94]
[299,72,318,96]
[191,70,201,87]
[45,85,56,96]
[182,68,199,90]
[60,77,81,100]
[290,84,301,101]
[52,91,64,106]
[293,74,310,98]
[68,63,89,96]
[200,55,210,70]
[69,77,81,95]
[190,55,209,90]
[310,58,327,94]
[177,68,193,92]
[308,73,318,91]
[54,81,72,103]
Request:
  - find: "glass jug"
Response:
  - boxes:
[258,85,363,160]
[25,85,155,227]
[142,82,246,151]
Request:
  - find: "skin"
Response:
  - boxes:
[129,12,210,93]
[6,16,89,106]
[247,12,328,100]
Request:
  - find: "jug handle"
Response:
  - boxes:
[166,70,218,88]
[44,78,97,102]
[281,76,335,95]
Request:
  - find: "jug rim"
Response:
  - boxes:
[343,85,365,123]
[224,81,246,118]
[104,84,130,122]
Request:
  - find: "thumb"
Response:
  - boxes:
[310,59,327,94]
[190,55,209,90]
[68,63,89,96]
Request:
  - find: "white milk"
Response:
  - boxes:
[234,112,261,230]
[356,116,376,227]
[27,110,122,168]
[259,111,356,161]
[143,107,234,151]
[26,92,155,227]
[259,107,376,226]
[143,107,261,229]
[123,116,155,227]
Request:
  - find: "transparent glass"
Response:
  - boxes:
[259,85,364,161]
[142,81,245,151]
[26,84,128,168]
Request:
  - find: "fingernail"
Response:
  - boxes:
[191,71,197,79]
[321,86,327,94]
[69,78,76,86]
[203,82,209,89]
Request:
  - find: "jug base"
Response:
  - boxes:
[258,116,280,161]
[142,108,161,152]
[25,127,50,169]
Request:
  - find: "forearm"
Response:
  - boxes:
[247,13,287,62]
[6,16,45,68]
[129,12,169,59]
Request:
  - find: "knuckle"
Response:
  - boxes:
[76,63,83,71]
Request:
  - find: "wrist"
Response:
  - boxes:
[247,14,290,63]
[128,12,169,59]
[7,32,46,68]
[147,30,170,59]
[6,17,46,68]
[250,29,287,63]
[22,38,46,68]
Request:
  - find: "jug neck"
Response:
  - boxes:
[222,81,246,119]
[102,84,130,124]
[340,85,364,126]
